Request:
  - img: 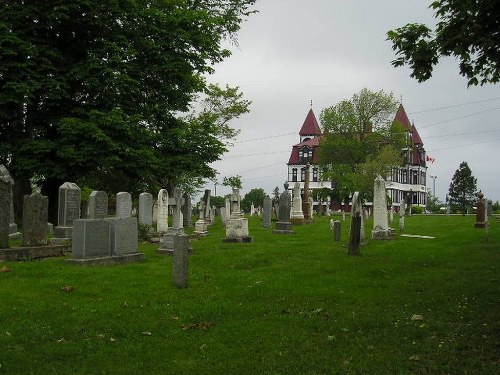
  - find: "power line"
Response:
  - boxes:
[234,132,296,144]
[224,150,290,158]
[425,129,500,139]
[429,138,500,152]
[419,106,500,129]
[409,96,500,114]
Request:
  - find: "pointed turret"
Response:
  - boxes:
[299,109,321,140]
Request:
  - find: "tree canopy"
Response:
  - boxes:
[241,188,266,213]
[387,0,500,86]
[448,161,477,214]
[0,0,256,219]
[318,89,404,201]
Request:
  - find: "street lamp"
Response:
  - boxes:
[429,175,437,197]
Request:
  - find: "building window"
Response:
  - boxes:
[300,147,312,164]
[413,170,418,184]
[301,167,306,182]
[292,168,297,182]
[312,168,318,182]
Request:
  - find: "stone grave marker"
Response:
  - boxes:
[224,188,252,242]
[399,198,406,232]
[172,233,190,289]
[290,182,304,225]
[53,182,81,241]
[474,191,488,228]
[157,189,169,233]
[348,192,362,255]
[274,182,293,234]
[22,192,49,246]
[116,192,132,219]
[139,192,153,226]
[262,196,272,228]
[182,192,192,228]
[0,174,11,248]
[372,175,392,239]
[0,165,18,236]
[88,191,108,219]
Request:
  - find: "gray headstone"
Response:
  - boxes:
[202,189,212,221]
[72,219,112,259]
[107,217,138,255]
[0,174,11,248]
[88,191,108,219]
[372,175,390,239]
[22,192,49,246]
[0,165,15,233]
[139,192,153,225]
[172,234,190,288]
[182,193,192,227]
[399,198,406,232]
[169,187,184,229]
[348,192,362,255]
[274,182,293,234]
[333,220,341,242]
[487,199,493,217]
[116,192,132,219]
[262,196,272,228]
[225,198,231,221]
[157,189,169,233]
[57,182,81,226]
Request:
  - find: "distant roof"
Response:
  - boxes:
[392,104,412,130]
[288,137,322,165]
[299,109,322,136]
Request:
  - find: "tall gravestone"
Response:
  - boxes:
[274,182,293,234]
[88,191,108,219]
[193,190,210,236]
[157,189,169,234]
[262,196,272,228]
[302,163,311,220]
[0,165,17,235]
[172,234,190,289]
[487,199,493,218]
[116,192,132,219]
[220,207,227,227]
[290,182,304,225]
[399,198,406,232]
[53,182,81,241]
[182,193,192,228]
[474,191,488,228]
[139,192,153,226]
[348,192,362,255]
[0,174,11,248]
[224,188,252,242]
[22,192,49,246]
[158,187,186,255]
[372,175,392,239]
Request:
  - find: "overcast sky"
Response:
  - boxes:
[202,0,500,203]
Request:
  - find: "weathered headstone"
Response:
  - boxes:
[342,210,345,221]
[220,207,227,227]
[193,190,210,236]
[250,203,255,216]
[0,165,17,236]
[157,189,169,233]
[274,182,293,234]
[0,174,11,248]
[53,182,81,241]
[290,182,304,225]
[88,191,108,219]
[474,191,488,228]
[331,220,341,241]
[262,196,272,228]
[116,192,132,219]
[172,234,190,289]
[158,187,186,255]
[182,193,192,228]
[108,217,138,255]
[348,192,362,255]
[139,192,153,226]
[71,219,112,259]
[302,163,311,220]
[225,198,231,221]
[389,206,394,226]
[487,199,493,217]
[399,198,406,232]
[22,192,49,246]
[372,175,392,239]
[224,188,252,242]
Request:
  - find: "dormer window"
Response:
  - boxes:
[299,146,313,164]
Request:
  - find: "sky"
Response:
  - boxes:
[201,0,500,203]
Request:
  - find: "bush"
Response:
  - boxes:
[411,206,424,214]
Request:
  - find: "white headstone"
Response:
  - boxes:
[372,175,391,239]
[157,189,169,233]
[116,192,132,219]
[139,192,153,225]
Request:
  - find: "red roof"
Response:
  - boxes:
[411,124,423,145]
[287,137,322,164]
[299,109,321,136]
[412,148,422,165]
[392,104,412,130]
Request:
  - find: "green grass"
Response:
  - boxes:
[0,215,498,374]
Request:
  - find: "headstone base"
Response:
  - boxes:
[157,229,193,256]
[222,236,253,243]
[372,228,393,240]
[65,252,145,266]
[0,244,70,261]
[290,217,304,226]
[273,221,293,234]
[53,226,73,243]
[193,220,208,236]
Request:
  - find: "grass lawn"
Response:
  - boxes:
[0,214,498,374]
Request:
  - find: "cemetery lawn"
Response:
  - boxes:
[0,215,498,374]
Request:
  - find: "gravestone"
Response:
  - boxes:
[372,175,392,239]
[399,198,406,232]
[158,187,186,255]
[348,192,362,255]
[302,163,311,220]
[487,200,493,217]
[0,165,18,236]
[88,191,108,219]
[331,219,341,241]
[225,198,231,222]
[274,182,293,234]
[290,182,304,225]
[22,192,49,246]
[139,192,153,226]
[67,217,144,265]
[116,192,132,219]
[193,189,210,236]
[389,206,394,226]
[262,196,272,228]
[152,201,158,223]
[250,203,255,216]
[308,196,314,219]
[342,210,346,221]
[224,188,252,242]
[157,189,169,233]
[182,193,192,228]
[0,174,11,248]
[172,234,190,289]
[53,182,81,241]
[474,191,488,228]
[220,207,227,227]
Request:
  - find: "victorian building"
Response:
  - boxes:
[286,104,427,210]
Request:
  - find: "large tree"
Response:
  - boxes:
[319,88,405,201]
[448,161,477,214]
[387,0,500,86]
[241,188,266,214]
[0,0,255,221]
